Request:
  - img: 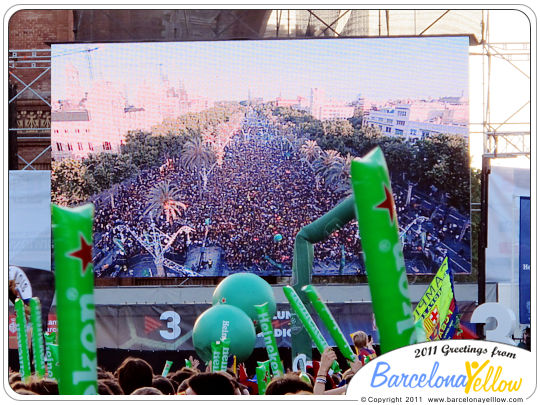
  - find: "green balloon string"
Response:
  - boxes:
[52,203,98,394]
[44,332,58,380]
[350,147,417,353]
[29,297,46,378]
[162,360,173,377]
[302,285,357,363]
[211,340,222,372]
[256,361,271,395]
[255,302,284,377]
[15,299,31,382]
[283,286,340,373]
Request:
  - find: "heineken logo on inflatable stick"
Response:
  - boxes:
[161,360,173,377]
[44,332,59,380]
[255,302,285,377]
[351,147,418,353]
[52,203,98,395]
[14,298,31,382]
[256,360,272,395]
[29,297,46,378]
[211,340,223,372]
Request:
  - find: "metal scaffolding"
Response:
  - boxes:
[8,9,530,164]
[8,49,52,170]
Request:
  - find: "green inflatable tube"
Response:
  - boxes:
[29,297,46,378]
[211,340,222,372]
[256,360,271,395]
[283,286,339,373]
[255,302,284,377]
[220,338,230,372]
[162,360,173,377]
[15,299,31,382]
[44,332,58,380]
[350,147,416,353]
[302,285,357,363]
[52,203,98,394]
[291,196,356,359]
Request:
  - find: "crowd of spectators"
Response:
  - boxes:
[90,119,469,277]
[393,184,470,273]
[9,346,364,396]
[92,136,362,276]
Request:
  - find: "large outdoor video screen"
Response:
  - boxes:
[51,37,471,279]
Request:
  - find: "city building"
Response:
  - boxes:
[52,66,213,160]
[309,88,355,121]
[364,100,468,141]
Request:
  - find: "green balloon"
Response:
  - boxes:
[213,273,276,329]
[192,304,256,362]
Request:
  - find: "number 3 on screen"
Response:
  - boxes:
[160,311,182,340]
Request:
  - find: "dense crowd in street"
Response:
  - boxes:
[92,137,362,275]
[90,120,470,276]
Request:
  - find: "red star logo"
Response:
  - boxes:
[68,233,93,274]
[375,185,396,224]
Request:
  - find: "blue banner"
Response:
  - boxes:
[519,197,531,324]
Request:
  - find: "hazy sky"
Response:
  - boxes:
[52,36,468,103]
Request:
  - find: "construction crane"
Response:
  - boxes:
[83,46,99,81]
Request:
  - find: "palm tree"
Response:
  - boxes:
[323,152,354,195]
[320,149,343,169]
[299,140,323,170]
[144,181,187,224]
[313,149,344,191]
[180,137,216,192]
[180,137,215,172]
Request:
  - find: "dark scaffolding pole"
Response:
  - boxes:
[476,155,491,339]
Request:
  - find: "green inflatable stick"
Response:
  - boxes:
[220,338,230,372]
[283,286,340,373]
[299,371,312,387]
[14,299,31,382]
[29,297,46,378]
[350,147,416,353]
[52,204,98,394]
[211,340,222,372]
[44,332,58,380]
[291,196,356,360]
[49,344,60,379]
[162,360,173,377]
[256,361,271,395]
[255,302,284,377]
[185,359,192,369]
[302,285,356,363]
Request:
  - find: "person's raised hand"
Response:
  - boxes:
[189,355,200,370]
[349,357,363,374]
[319,346,337,375]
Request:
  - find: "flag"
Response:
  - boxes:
[413,257,459,341]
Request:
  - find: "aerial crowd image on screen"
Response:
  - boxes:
[51,37,471,279]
